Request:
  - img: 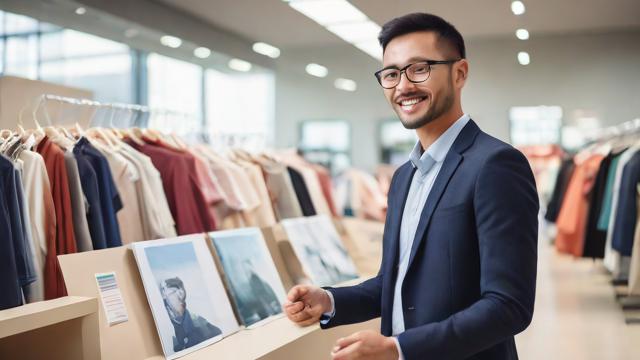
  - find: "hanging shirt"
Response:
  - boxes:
[36,136,77,299]
[611,151,640,256]
[63,150,94,252]
[0,155,23,310]
[19,149,55,303]
[288,166,317,216]
[74,137,123,248]
[126,139,215,235]
[117,142,176,239]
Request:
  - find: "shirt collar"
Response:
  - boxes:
[410,114,471,172]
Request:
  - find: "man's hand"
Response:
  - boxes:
[283,285,332,327]
[331,330,399,360]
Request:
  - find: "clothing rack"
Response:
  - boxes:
[584,118,640,143]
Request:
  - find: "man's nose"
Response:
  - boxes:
[395,71,416,93]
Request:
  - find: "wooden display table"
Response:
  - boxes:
[0,296,100,360]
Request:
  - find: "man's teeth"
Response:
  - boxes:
[401,98,422,106]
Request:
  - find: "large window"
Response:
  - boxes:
[299,120,350,174]
[379,120,416,166]
[0,10,134,104]
[39,30,133,103]
[509,106,563,146]
[147,53,203,135]
[205,69,274,150]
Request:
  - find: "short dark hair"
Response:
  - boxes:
[378,13,466,59]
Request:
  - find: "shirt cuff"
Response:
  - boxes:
[319,289,335,325]
[393,337,405,360]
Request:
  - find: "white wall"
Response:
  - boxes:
[275,30,640,171]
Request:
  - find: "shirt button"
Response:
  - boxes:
[407,306,415,311]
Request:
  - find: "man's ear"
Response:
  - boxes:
[455,59,469,88]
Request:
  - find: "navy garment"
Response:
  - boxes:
[582,153,614,259]
[544,158,575,223]
[322,120,539,360]
[611,150,640,256]
[287,166,317,216]
[74,137,123,248]
[0,155,22,310]
[73,144,108,249]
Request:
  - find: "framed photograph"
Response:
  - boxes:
[209,228,287,328]
[281,215,359,286]
[132,234,239,360]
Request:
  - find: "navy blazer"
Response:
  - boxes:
[322,120,539,360]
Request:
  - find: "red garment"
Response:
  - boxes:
[36,136,77,299]
[555,153,604,257]
[126,139,217,234]
[311,164,338,216]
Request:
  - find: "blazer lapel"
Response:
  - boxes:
[406,120,480,269]
[386,163,416,274]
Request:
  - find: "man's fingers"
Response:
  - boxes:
[336,332,361,349]
[289,309,313,323]
[287,285,309,302]
[297,316,320,327]
[283,301,305,315]
[332,341,360,360]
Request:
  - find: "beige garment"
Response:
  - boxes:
[63,149,93,252]
[233,158,277,227]
[350,170,387,222]
[90,139,145,244]
[628,185,640,295]
[253,155,303,220]
[285,160,333,216]
[19,149,56,302]
[118,142,177,239]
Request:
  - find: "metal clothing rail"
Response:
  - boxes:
[585,118,640,142]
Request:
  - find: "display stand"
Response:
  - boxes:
[0,296,100,360]
[58,223,384,360]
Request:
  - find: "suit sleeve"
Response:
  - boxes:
[397,147,539,359]
[320,166,402,329]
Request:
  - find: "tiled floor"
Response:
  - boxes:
[515,242,640,359]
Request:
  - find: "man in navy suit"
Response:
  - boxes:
[284,13,538,360]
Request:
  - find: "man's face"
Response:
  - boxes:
[382,31,456,129]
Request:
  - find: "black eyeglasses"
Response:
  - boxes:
[374,59,460,89]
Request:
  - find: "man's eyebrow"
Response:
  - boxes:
[380,57,431,71]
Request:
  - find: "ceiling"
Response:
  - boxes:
[156,0,640,49]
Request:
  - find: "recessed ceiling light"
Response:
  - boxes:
[75,7,86,15]
[516,29,529,40]
[194,47,211,59]
[228,58,252,72]
[518,51,530,65]
[511,1,526,15]
[124,28,139,38]
[252,42,281,59]
[305,63,328,78]
[334,78,357,92]
[289,0,366,26]
[160,35,182,48]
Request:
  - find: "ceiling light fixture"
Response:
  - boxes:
[306,63,328,78]
[160,35,182,48]
[75,7,86,15]
[511,1,526,15]
[289,0,366,26]
[516,29,529,40]
[517,51,530,65]
[228,58,252,72]
[194,47,211,59]
[327,20,381,43]
[252,42,281,59]
[334,78,357,92]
